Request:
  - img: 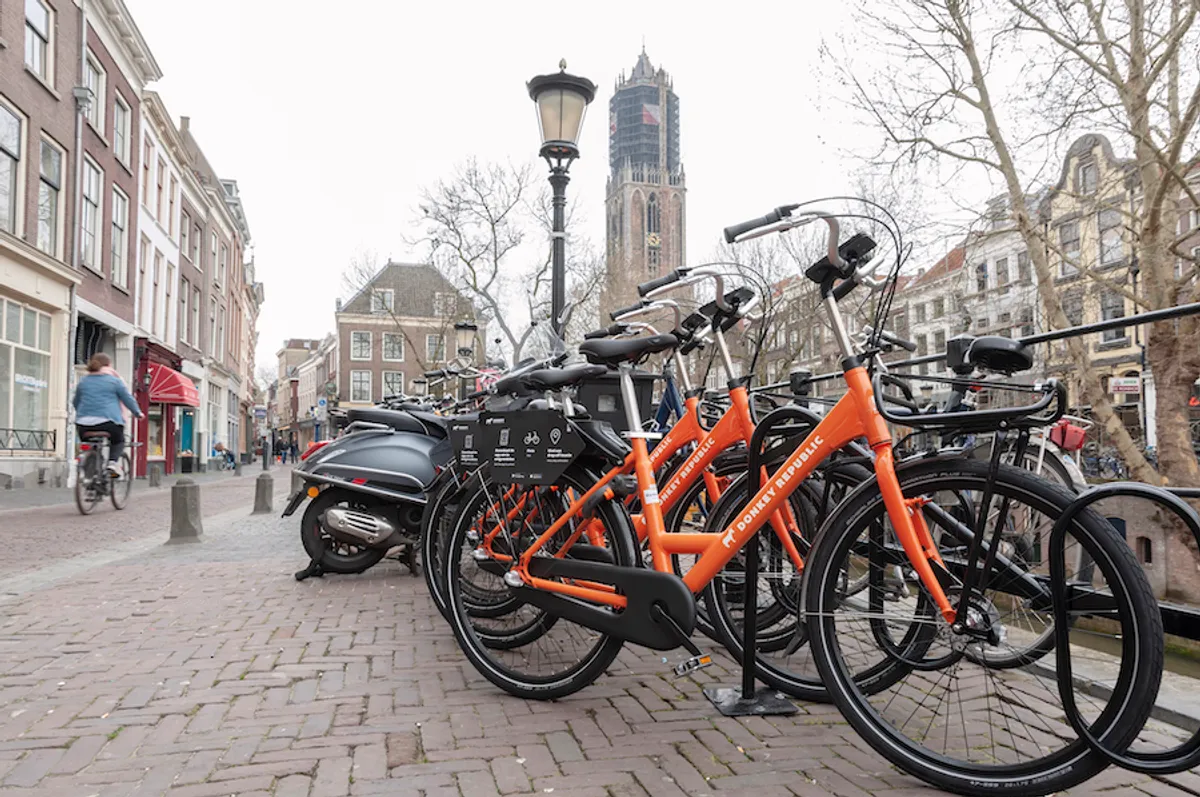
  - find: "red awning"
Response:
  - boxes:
[148,365,200,407]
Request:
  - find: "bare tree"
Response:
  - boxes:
[836,0,1200,486]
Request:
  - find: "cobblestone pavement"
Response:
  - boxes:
[0,485,1194,796]
[0,468,291,582]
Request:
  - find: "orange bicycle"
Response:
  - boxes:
[443,204,1162,796]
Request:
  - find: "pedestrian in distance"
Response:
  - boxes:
[72,353,143,477]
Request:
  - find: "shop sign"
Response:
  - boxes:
[1111,377,1141,394]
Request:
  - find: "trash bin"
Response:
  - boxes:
[179,454,194,474]
[575,370,657,433]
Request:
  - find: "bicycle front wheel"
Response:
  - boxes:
[110,453,132,510]
[804,457,1163,796]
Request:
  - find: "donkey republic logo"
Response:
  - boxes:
[722,435,824,548]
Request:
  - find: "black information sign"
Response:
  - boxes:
[448,417,481,469]
[483,409,584,486]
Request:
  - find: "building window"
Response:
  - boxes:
[25,0,52,81]
[1099,207,1122,265]
[0,298,53,434]
[1017,251,1031,283]
[913,303,926,324]
[217,304,225,357]
[165,265,174,339]
[995,257,1009,292]
[156,157,165,222]
[426,334,445,363]
[915,334,928,356]
[975,263,988,294]
[81,159,102,270]
[218,243,228,285]
[1020,307,1035,337]
[169,176,177,237]
[192,224,201,265]
[646,193,660,234]
[141,139,153,202]
[152,251,162,336]
[382,332,404,361]
[180,279,190,344]
[113,95,130,164]
[933,329,946,354]
[432,292,455,318]
[931,297,944,319]
[1101,290,1126,342]
[383,371,405,397]
[36,140,62,256]
[192,287,201,349]
[0,106,21,235]
[975,315,990,331]
[1137,536,1152,565]
[350,370,371,403]
[180,211,190,256]
[648,246,660,273]
[1063,292,1084,327]
[1076,161,1097,195]
[110,188,128,288]
[210,233,218,280]
[84,55,105,132]
[208,297,217,354]
[372,289,395,314]
[350,331,371,360]
[1058,221,1080,277]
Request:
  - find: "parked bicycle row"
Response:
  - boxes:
[281,199,1198,796]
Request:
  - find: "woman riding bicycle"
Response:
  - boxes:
[72,353,142,477]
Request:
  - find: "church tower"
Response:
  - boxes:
[601,49,686,319]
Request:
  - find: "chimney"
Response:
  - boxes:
[335,298,343,312]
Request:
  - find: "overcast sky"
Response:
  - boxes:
[123,1,938,371]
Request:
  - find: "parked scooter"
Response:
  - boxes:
[283,355,565,581]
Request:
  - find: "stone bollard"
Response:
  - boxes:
[148,462,162,487]
[253,472,273,514]
[234,459,243,476]
[168,478,203,543]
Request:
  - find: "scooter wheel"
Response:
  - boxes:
[300,488,387,574]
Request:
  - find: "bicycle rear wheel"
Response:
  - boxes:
[443,464,639,700]
[74,450,103,515]
[805,458,1163,796]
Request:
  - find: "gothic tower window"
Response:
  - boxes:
[647,193,660,234]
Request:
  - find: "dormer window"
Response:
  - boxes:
[1076,161,1097,195]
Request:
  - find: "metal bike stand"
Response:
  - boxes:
[1046,482,1200,775]
[704,405,810,717]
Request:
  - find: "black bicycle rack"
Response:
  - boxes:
[704,404,826,717]
[1046,483,1200,774]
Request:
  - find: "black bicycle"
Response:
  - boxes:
[74,431,133,514]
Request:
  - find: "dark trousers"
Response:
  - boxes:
[77,422,125,463]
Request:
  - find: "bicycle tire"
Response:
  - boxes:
[443,464,639,700]
[420,469,471,621]
[110,453,132,510]
[74,449,103,515]
[805,457,1163,796]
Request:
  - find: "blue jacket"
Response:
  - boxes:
[73,373,140,426]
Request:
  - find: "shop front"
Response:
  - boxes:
[135,341,200,477]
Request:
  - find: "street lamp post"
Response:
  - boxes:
[527,61,596,338]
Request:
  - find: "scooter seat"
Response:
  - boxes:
[345,407,426,435]
[968,336,1033,374]
[521,363,609,392]
[408,410,449,438]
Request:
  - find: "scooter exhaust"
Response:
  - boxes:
[322,508,396,546]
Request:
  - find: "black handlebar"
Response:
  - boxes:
[722,205,800,243]
[879,330,917,352]
[584,323,627,340]
[423,369,446,379]
[610,301,646,322]
[637,269,686,297]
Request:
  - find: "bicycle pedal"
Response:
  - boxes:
[672,654,713,678]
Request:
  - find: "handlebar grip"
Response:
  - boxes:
[552,352,569,367]
[610,301,646,321]
[637,270,682,297]
[584,323,627,340]
[831,278,856,301]
[423,369,446,379]
[884,331,917,352]
[466,389,488,400]
[723,210,783,243]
